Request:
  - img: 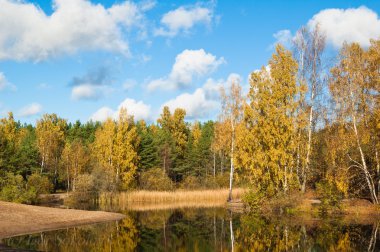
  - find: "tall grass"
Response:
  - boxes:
[99,188,245,211]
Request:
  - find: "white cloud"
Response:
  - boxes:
[161,73,241,119]
[117,98,151,121]
[308,6,380,48]
[70,67,115,101]
[0,0,149,61]
[147,49,225,91]
[18,103,42,117]
[272,29,293,48]
[162,88,218,119]
[71,84,99,100]
[90,98,151,122]
[155,5,213,37]
[90,106,114,122]
[71,84,114,101]
[0,72,16,91]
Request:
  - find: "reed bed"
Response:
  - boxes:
[100,188,245,211]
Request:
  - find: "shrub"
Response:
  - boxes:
[180,175,201,189]
[0,172,39,204]
[65,173,98,209]
[139,168,173,191]
[243,187,266,213]
[316,180,343,215]
[27,173,53,195]
[91,166,118,193]
[215,173,230,188]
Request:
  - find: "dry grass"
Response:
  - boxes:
[0,201,124,239]
[100,188,245,211]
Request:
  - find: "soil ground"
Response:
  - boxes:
[0,201,124,239]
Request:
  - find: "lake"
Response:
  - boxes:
[1,205,380,251]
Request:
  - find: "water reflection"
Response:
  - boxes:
[2,208,380,251]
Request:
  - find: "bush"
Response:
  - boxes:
[139,168,173,191]
[180,176,201,189]
[65,173,99,209]
[215,173,230,188]
[0,172,39,204]
[242,187,266,213]
[71,174,97,201]
[316,180,343,215]
[27,173,53,195]
[91,166,118,193]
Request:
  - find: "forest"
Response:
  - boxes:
[0,26,380,209]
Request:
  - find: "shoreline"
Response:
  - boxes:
[0,201,125,239]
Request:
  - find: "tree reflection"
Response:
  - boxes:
[3,208,380,252]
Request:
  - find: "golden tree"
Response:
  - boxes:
[62,140,89,191]
[113,108,140,189]
[330,42,379,203]
[219,81,243,201]
[36,113,66,190]
[241,44,300,194]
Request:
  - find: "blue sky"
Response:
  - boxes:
[0,0,379,124]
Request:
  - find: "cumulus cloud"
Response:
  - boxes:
[272,6,380,49]
[0,0,150,61]
[162,88,218,119]
[90,98,151,122]
[90,107,115,122]
[161,73,241,119]
[117,98,151,121]
[307,6,380,48]
[147,49,225,91]
[0,72,16,91]
[155,5,213,37]
[18,103,42,117]
[70,67,114,101]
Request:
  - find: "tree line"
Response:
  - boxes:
[0,25,380,205]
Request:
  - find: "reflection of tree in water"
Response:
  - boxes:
[235,215,380,251]
[136,208,233,251]
[3,209,380,251]
[4,214,139,252]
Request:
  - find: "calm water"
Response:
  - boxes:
[1,207,380,251]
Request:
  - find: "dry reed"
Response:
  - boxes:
[100,188,245,211]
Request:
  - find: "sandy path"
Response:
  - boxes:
[0,201,124,239]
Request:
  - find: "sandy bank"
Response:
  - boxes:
[0,201,125,239]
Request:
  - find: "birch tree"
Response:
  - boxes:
[113,108,140,189]
[241,44,300,194]
[330,42,378,203]
[293,24,326,192]
[36,113,66,190]
[220,81,243,201]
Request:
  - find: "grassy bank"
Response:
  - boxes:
[99,188,245,211]
[256,190,380,218]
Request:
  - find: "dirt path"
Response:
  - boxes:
[0,201,125,239]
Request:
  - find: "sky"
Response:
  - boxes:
[0,0,380,124]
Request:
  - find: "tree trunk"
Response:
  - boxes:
[351,92,378,204]
[229,212,235,252]
[221,152,224,175]
[228,121,235,202]
[213,152,216,178]
[303,87,314,193]
[66,163,70,193]
[376,148,380,199]
[284,165,288,193]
